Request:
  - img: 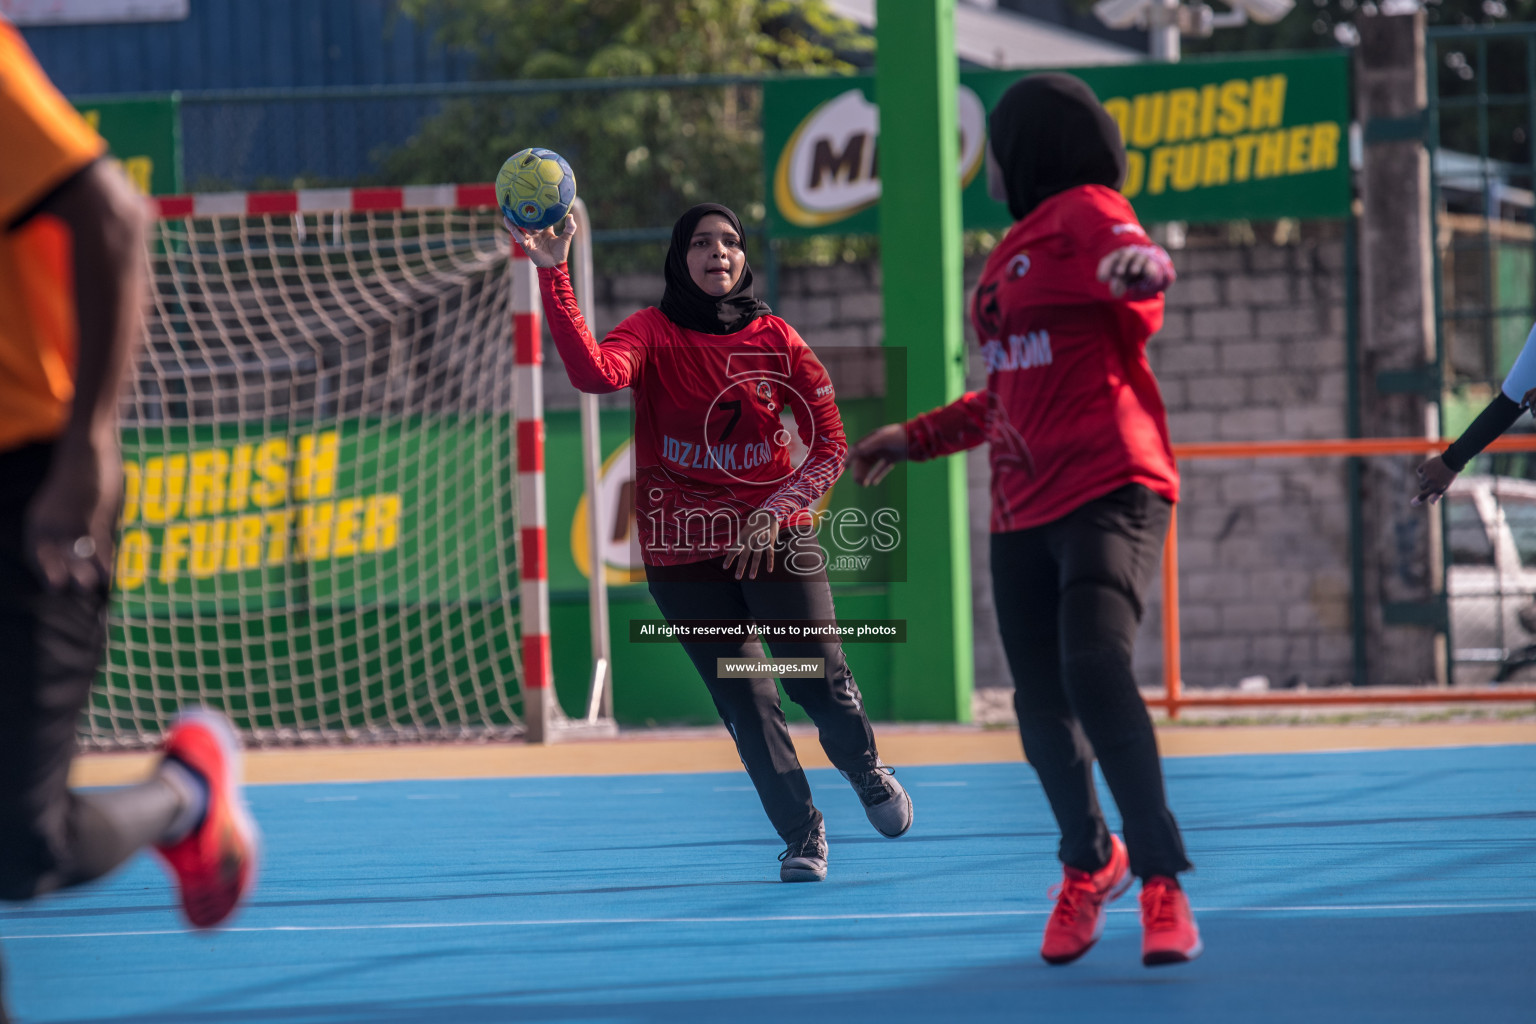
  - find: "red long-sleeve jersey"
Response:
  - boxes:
[538,264,848,566]
[907,184,1179,533]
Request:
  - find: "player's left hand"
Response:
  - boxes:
[25,437,120,592]
[1412,454,1458,507]
[508,211,576,269]
[1096,246,1158,298]
[847,423,908,487]
[722,509,779,580]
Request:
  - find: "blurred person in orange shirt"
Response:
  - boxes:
[0,21,257,1022]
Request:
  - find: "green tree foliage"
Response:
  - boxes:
[386,0,871,233]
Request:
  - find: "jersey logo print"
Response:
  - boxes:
[975,281,1002,336]
[661,434,778,473]
[981,331,1052,374]
[1008,253,1031,279]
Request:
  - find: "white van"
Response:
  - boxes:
[1445,474,1536,680]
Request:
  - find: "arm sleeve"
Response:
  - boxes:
[1500,321,1536,404]
[538,264,647,394]
[1442,393,1525,472]
[760,337,849,526]
[906,390,991,461]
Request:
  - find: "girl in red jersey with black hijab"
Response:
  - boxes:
[850,73,1201,967]
[512,202,912,883]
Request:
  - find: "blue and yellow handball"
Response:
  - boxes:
[496,147,576,230]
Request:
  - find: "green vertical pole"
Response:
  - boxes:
[876,0,972,721]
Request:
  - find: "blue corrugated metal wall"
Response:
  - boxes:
[21,0,475,94]
[21,0,479,187]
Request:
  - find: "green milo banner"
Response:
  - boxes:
[74,96,182,196]
[765,52,1350,236]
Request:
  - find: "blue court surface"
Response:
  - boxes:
[5,744,1534,1023]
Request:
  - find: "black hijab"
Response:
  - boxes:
[658,203,772,335]
[988,73,1127,222]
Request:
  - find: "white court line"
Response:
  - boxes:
[712,786,754,792]
[406,794,460,800]
[4,911,1043,940]
[508,792,562,798]
[303,796,359,803]
[613,789,666,795]
[9,902,1535,941]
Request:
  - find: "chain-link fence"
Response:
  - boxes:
[1429,25,1536,683]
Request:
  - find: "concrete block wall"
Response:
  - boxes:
[545,238,1354,692]
[1143,239,1352,690]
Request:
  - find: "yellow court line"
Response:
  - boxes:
[68,722,1536,788]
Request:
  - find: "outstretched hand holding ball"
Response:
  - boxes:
[509,210,578,269]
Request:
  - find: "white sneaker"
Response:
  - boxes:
[842,762,913,838]
[778,821,828,882]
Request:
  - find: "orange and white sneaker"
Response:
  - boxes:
[1040,834,1132,965]
[153,708,260,928]
[1140,875,1202,966]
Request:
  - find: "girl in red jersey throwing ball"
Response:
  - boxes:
[850,74,1200,967]
[512,202,912,883]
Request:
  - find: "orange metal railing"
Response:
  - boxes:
[1155,434,1536,717]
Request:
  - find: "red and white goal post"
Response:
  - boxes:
[86,184,613,749]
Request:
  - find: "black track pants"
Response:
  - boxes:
[0,443,180,903]
[991,483,1192,881]
[646,536,879,844]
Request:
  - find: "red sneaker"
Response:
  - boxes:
[153,709,260,928]
[1040,834,1131,965]
[1140,876,1202,966]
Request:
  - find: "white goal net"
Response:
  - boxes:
[84,197,528,748]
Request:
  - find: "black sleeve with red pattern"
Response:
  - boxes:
[906,391,990,461]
